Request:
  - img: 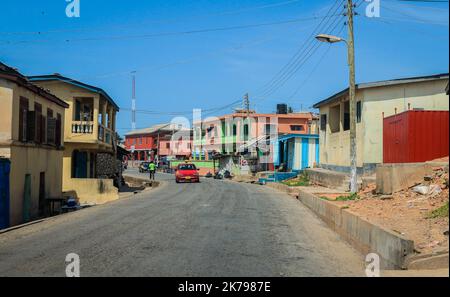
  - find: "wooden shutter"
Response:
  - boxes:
[56,114,62,147]
[27,111,36,142]
[47,118,56,145]
[41,116,46,144]
[19,97,29,142]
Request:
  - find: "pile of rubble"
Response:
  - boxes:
[335,164,449,255]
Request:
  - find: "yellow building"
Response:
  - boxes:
[0,63,68,228]
[28,74,120,205]
[313,73,449,175]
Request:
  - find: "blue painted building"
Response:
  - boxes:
[274,134,319,171]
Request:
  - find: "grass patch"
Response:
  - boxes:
[282,173,309,187]
[321,193,360,201]
[428,202,449,219]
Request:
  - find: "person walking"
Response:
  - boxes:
[149,161,156,181]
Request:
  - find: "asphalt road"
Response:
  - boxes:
[0,170,364,277]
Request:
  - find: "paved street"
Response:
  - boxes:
[0,170,364,277]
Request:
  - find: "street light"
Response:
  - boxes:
[315,2,358,193]
[315,34,346,44]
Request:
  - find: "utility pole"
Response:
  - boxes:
[131,71,137,131]
[347,0,358,193]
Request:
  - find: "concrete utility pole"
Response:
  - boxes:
[347,0,358,193]
[131,71,137,131]
[316,0,358,193]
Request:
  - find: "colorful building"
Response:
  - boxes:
[28,74,121,205]
[275,134,320,171]
[313,73,449,175]
[196,111,319,174]
[0,63,68,228]
[124,123,192,162]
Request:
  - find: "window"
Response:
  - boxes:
[166,143,170,149]
[244,124,249,140]
[329,105,340,133]
[343,101,350,131]
[232,124,237,136]
[19,97,29,142]
[290,125,304,132]
[357,101,362,123]
[320,114,327,131]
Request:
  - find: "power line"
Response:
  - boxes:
[0,0,304,36]
[254,0,347,99]
[254,0,344,97]
[0,15,334,45]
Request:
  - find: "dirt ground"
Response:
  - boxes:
[331,163,449,255]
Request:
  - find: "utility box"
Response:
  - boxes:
[383,110,449,163]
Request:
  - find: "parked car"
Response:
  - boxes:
[175,163,200,183]
[139,162,150,173]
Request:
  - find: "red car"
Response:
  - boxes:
[175,163,200,183]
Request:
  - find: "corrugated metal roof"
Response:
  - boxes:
[28,74,120,110]
[0,62,69,108]
[313,73,449,109]
[125,123,191,136]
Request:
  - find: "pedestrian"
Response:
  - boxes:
[149,161,156,181]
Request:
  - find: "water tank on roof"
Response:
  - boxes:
[277,104,288,114]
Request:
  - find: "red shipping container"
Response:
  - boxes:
[383,110,449,163]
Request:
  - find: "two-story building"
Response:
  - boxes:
[0,63,68,228]
[28,74,121,205]
[195,110,318,174]
[313,73,449,175]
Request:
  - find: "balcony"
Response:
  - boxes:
[72,121,94,134]
[98,124,115,146]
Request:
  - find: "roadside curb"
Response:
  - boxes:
[263,182,416,270]
[297,189,415,270]
[406,251,449,270]
[0,177,166,236]
[0,219,48,235]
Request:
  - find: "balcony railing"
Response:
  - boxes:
[72,121,94,134]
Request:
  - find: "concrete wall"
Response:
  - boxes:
[305,168,350,191]
[376,162,440,194]
[9,146,64,226]
[318,78,449,170]
[64,178,118,205]
[298,190,415,269]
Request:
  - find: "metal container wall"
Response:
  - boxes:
[383,111,449,163]
[0,158,11,229]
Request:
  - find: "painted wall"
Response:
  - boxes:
[0,78,66,227]
[318,79,449,171]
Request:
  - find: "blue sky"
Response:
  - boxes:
[1,0,448,135]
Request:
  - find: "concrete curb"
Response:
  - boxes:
[0,177,165,235]
[297,189,415,270]
[0,219,47,235]
[406,251,449,270]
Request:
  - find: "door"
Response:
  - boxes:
[75,151,88,178]
[39,172,45,216]
[0,159,10,229]
[301,138,309,170]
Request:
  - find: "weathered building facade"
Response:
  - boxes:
[313,73,449,175]
[29,75,121,205]
[0,63,68,228]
